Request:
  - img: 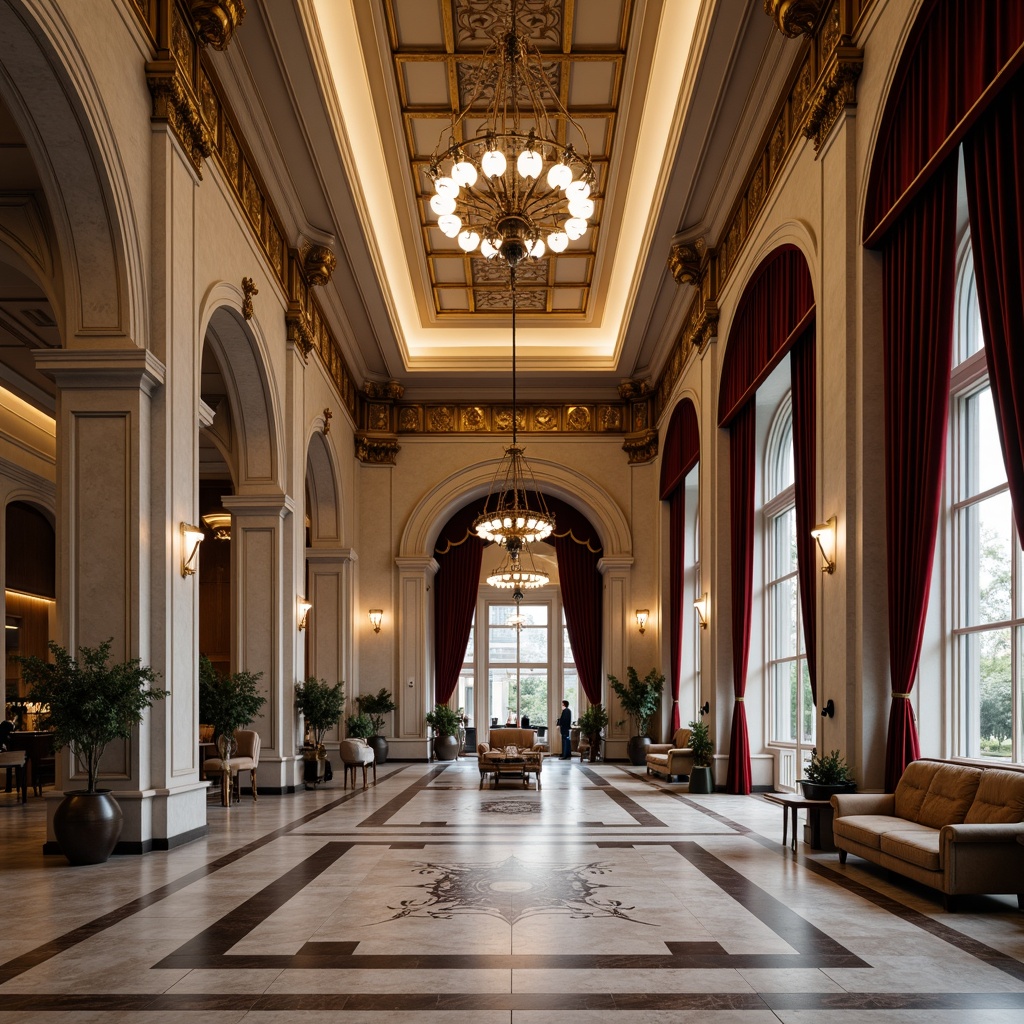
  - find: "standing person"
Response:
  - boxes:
[558,700,572,759]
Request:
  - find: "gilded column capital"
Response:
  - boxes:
[190,0,247,51]
[363,379,406,401]
[803,47,864,152]
[622,429,659,466]
[763,0,826,38]
[617,378,652,401]
[668,240,704,285]
[692,302,719,354]
[302,244,338,287]
[145,59,212,177]
[355,434,401,465]
[286,303,314,359]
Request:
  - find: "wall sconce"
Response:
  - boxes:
[693,592,709,629]
[699,700,710,717]
[297,598,313,631]
[635,609,649,634]
[811,516,837,574]
[821,698,835,719]
[369,608,383,634]
[180,522,204,577]
[202,511,231,540]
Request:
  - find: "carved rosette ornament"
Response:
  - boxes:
[803,48,864,152]
[145,62,213,177]
[763,0,826,38]
[622,429,659,465]
[302,244,338,287]
[355,434,400,465]
[191,0,247,50]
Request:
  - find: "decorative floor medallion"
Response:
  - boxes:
[380,854,653,926]
[480,798,541,814]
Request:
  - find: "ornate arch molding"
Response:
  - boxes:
[305,427,342,544]
[199,287,284,492]
[0,2,142,343]
[400,459,632,561]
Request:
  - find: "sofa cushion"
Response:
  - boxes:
[647,753,669,767]
[917,764,982,828]
[833,814,935,850]
[893,760,936,820]
[880,829,941,871]
[964,769,1024,824]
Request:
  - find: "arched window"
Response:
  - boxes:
[763,394,813,763]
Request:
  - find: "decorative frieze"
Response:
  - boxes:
[355,434,400,466]
[190,0,246,50]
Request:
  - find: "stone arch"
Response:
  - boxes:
[0,1,142,342]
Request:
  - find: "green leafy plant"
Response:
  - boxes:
[687,718,713,768]
[425,702,462,738]
[608,666,664,737]
[355,687,396,736]
[345,712,374,739]
[295,677,345,749]
[199,655,265,740]
[20,639,168,794]
[577,703,609,741]
[804,748,855,785]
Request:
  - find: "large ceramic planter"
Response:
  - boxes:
[688,765,714,794]
[53,790,123,865]
[626,735,651,766]
[433,734,460,761]
[368,735,389,764]
[798,780,856,801]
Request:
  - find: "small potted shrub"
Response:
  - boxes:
[356,687,396,764]
[199,655,265,759]
[577,703,609,762]
[608,666,664,765]
[799,748,856,800]
[425,702,462,761]
[687,717,714,794]
[295,677,345,785]
[20,639,167,865]
[345,711,374,739]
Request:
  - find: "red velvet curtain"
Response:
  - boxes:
[881,162,958,791]
[790,326,818,707]
[660,400,700,734]
[963,79,1024,545]
[433,505,485,704]
[726,402,754,794]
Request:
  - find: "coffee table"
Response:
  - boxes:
[763,791,835,851]
[479,758,542,790]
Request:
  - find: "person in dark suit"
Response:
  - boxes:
[557,700,572,759]
[0,718,13,751]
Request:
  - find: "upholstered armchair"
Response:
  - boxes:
[339,737,376,789]
[202,729,261,802]
[645,728,693,781]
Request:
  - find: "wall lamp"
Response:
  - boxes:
[635,609,649,634]
[202,511,231,540]
[180,522,204,577]
[297,598,313,631]
[811,515,837,574]
[699,700,710,717]
[821,698,835,719]
[369,608,383,634]
[693,592,709,629]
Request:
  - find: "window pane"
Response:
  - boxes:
[770,577,798,659]
[457,670,475,727]
[960,490,1012,626]
[769,508,796,580]
[963,387,1008,496]
[771,662,797,744]
[489,627,517,662]
[518,672,548,726]
[962,628,1012,761]
[519,625,548,663]
[562,667,578,722]
[489,668,517,725]
[464,624,474,660]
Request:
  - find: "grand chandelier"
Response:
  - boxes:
[428,0,597,264]
[473,264,555,589]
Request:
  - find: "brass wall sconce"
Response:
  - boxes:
[821,698,835,718]
[635,609,649,634]
[297,599,313,631]
[369,609,383,634]
[811,515,837,574]
[202,511,231,540]
[694,592,709,629]
[180,522,204,577]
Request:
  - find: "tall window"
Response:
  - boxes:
[764,395,814,759]
[950,249,1022,762]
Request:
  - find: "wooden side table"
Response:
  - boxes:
[764,791,835,851]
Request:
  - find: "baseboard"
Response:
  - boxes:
[152,824,208,851]
[45,824,209,856]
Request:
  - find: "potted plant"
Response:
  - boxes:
[199,655,265,760]
[799,748,856,800]
[345,711,374,739]
[356,687,396,764]
[19,639,168,865]
[577,703,609,762]
[608,666,664,765]
[687,717,714,794]
[425,702,462,761]
[295,677,345,785]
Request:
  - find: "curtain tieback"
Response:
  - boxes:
[735,696,744,702]
[891,691,911,698]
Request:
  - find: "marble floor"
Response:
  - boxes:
[1,758,1023,1023]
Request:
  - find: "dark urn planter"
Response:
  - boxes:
[433,734,460,761]
[53,791,123,865]
[688,765,714,794]
[626,735,651,766]
[798,780,856,801]
[585,735,602,762]
[368,735,389,764]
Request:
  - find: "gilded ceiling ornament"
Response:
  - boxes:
[241,276,258,320]
[302,244,337,287]
[190,0,247,51]
[668,242,702,285]
[323,408,332,435]
[763,0,825,38]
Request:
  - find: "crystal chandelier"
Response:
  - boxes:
[473,264,555,589]
[428,0,597,264]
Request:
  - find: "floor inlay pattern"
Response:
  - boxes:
[1,758,1022,1022]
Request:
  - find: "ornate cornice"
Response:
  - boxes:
[622,429,658,465]
[355,434,400,465]
[302,243,338,287]
[803,46,864,151]
[145,59,212,177]
[190,0,246,50]
[364,380,405,401]
[764,0,827,38]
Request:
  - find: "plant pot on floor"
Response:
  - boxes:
[432,735,460,761]
[53,791,123,865]
[798,780,856,801]
[626,735,651,766]
[368,735,389,764]
[688,766,713,794]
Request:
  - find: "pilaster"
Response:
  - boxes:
[394,554,438,760]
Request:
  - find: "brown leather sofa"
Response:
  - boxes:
[477,728,548,760]
[831,758,1024,909]
[645,728,693,780]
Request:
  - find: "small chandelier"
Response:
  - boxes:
[473,265,555,589]
[428,0,596,264]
